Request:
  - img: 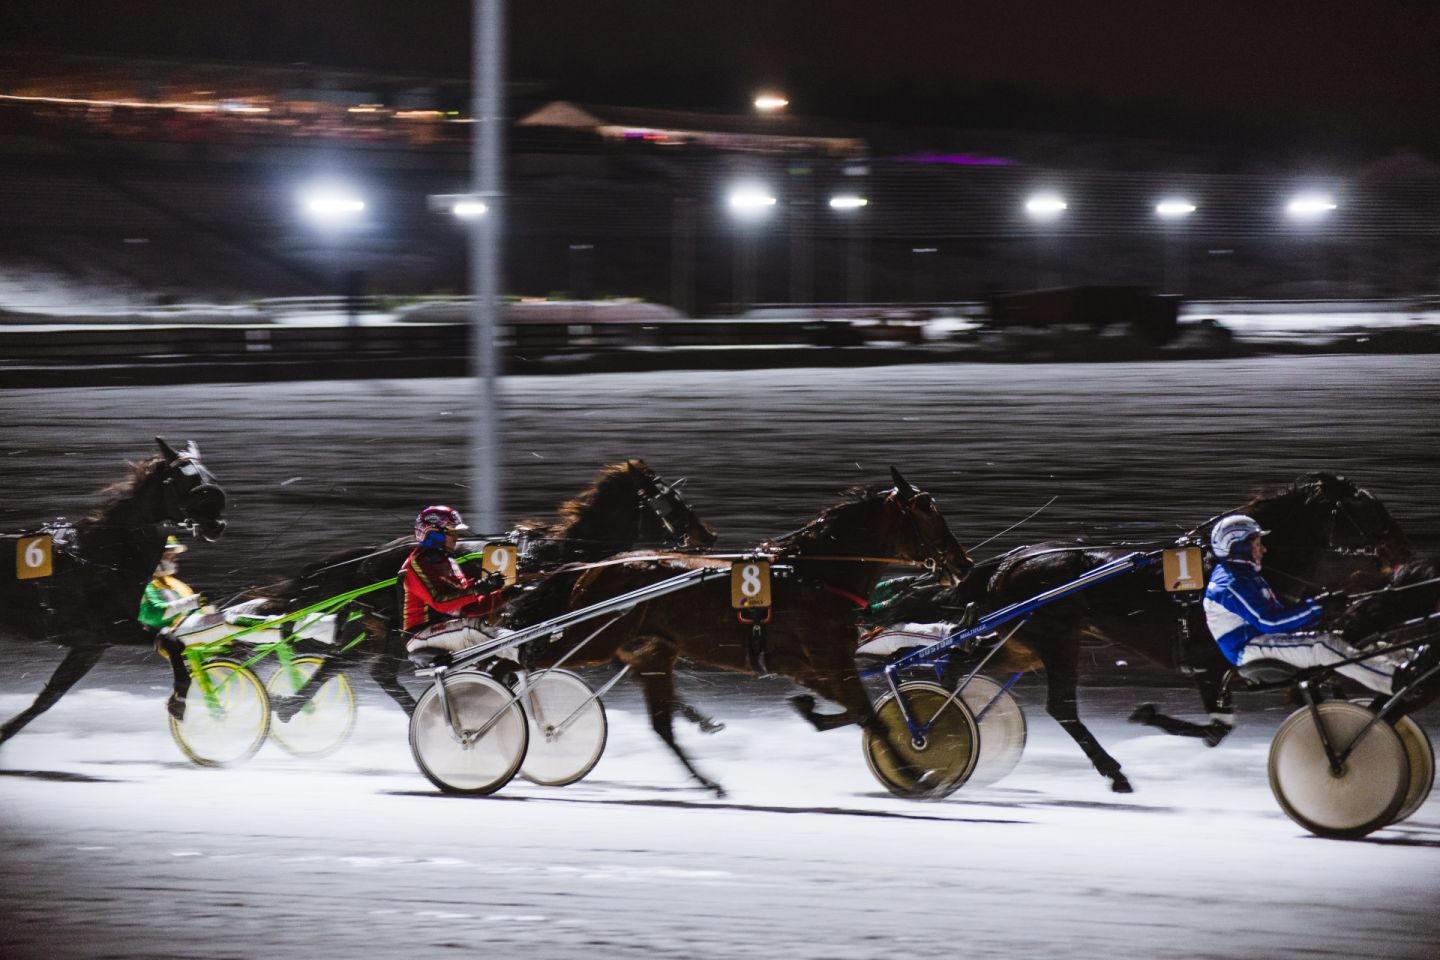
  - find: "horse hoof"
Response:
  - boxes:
[271,696,303,724]
[1111,776,1134,794]
[1128,703,1157,725]
[699,719,726,735]
[709,784,728,799]
[1202,722,1231,748]
[787,694,816,717]
[166,694,187,723]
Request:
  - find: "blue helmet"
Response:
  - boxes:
[1211,514,1269,559]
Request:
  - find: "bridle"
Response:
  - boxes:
[1320,492,1393,560]
[887,489,970,581]
[160,455,226,533]
[636,474,698,546]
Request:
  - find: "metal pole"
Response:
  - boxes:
[470,0,504,531]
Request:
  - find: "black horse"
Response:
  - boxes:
[0,438,228,744]
[870,473,1409,793]
[247,459,717,717]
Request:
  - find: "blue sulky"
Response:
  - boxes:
[858,551,1162,797]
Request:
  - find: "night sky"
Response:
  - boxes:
[4,0,1439,155]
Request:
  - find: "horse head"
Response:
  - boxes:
[1290,472,1409,570]
[886,467,974,584]
[1238,473,1409,593]
[153,437,228,541]
[627,460,717,549]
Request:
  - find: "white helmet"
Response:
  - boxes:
[1211,514,1269,559]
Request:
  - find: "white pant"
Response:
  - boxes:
[406,619,518,660]
[1240,633,1402,695]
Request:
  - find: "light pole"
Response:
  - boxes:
[1155,198,1196,295]
[727,184,776,313]
[298,183,367,325]
[470,0,505,532]
[1286,192,1338,293]
[830,194,868,304]
[1025,192,1066,288]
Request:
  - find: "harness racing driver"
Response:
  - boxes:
[399,505,510,658]
[1203,514,1420,695]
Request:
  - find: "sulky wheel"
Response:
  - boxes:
[518,669,608,787]
[1268,701,1410,839]
[409,670,528,796]
[264,656,357,759]
[170,659,271,767]
[1390,715,1435,825]
[864,681,979,800]
[958,675,1027,787]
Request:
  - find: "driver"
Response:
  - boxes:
[1204,514,1407,694]
[400,505,509,656]
[138,535,203,631]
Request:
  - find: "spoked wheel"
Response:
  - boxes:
[1268,701,1410,839]
[264,656,357,759]
[519,669,608,787]
[958,675,1027,787]
[1390,716,1435,825]
[409,670,528,796]
[170,658,271,767]
[863,681,979,800]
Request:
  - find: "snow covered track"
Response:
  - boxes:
[1,681,1437,960]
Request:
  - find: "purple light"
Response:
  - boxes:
[893,152,1015,166]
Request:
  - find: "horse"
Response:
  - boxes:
[1333,555,1440,714]
[505,468,974,796]
[867,472,1409,793]
[0,438,228,744]
[246,459,717,717]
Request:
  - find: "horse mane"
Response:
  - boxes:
[86,456,166,521]
[522,460,650,542]
[1243,472,1358,509]
[769,483,890,551]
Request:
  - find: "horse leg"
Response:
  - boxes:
[0,645,107,743]
[787,669,876,733]
[1033,636,1133,793]
[270,654,346,722]
[1129,671,1234,747]
[371,652,417,717]
[626,644,726,797]
[677,699,725,734]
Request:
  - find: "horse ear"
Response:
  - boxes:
[155,437,180,462]
[890,466,917,501]
[185,440,201,460]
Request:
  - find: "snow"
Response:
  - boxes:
[2,676,1437,959]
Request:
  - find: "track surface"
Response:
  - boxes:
[2,356,1438,958]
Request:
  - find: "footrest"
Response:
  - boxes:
[1237,658,1301,685]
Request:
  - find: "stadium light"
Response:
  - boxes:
[728,184,778,218]
[300,186,367,225]
[1156,199,1197,219]
[829,195,869,210]
[452,200,488,219]
[1287,193,1338,221]
[1025,193,1067,221]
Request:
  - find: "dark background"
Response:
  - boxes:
[5,1,1440,158]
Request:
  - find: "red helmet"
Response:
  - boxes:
[414,505,468,542]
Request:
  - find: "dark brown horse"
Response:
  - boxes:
[870,473,1409,793]
[0,438,228,744]
[251,460,716,716]
[508,468,973,796]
